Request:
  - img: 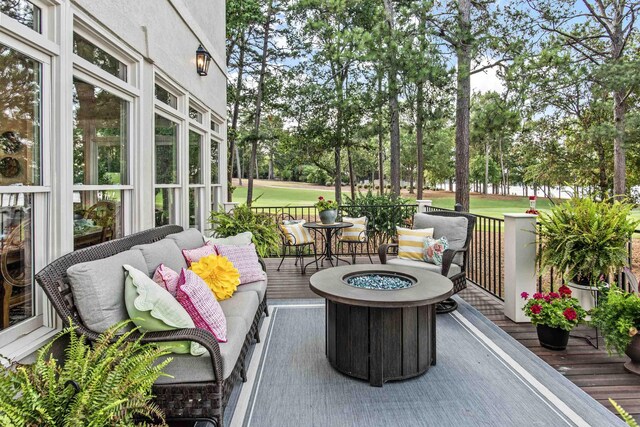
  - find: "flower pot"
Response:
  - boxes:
[567,281,598,313]
[319,209,337,224]
[536,324,570,351]
[624,335,640,376]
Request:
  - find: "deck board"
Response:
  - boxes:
[263,257,640,421]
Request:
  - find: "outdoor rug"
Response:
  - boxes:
[226,298,624,427]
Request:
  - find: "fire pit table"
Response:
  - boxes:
[309,264,453,387]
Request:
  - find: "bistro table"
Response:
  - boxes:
[303,221,352,270]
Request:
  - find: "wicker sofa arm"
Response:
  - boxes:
[258,257,266,272]
[441,247,468,277]
[141,328,223,381]
[378,243,398,264]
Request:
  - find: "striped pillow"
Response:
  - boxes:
[341,217,367,242]
[397,227,434,261]
[280,220,314,245]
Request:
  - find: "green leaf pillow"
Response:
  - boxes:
[123,264,206,356]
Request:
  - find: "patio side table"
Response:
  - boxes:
[303,221,352,271]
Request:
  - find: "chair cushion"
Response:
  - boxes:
[67,249,147,333]
[152,264,180,297]
[413,213,468,264]
[215,243,267,284]
[154,316,249,383]
[396,227,433,261]
[132,239,186,275]
[340,217,367,242]
[279,220,314,244]
[205,231,253,246]
[235,279,267,302]
[423,236,449,266]
[167,228,205,250]
[123,265,205,356]
[219,291,260,326]
[387,258,461,278]
[190,254,240,301]
[182,243,215,265]
[176,269,227,342]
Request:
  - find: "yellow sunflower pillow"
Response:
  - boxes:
[189,254,240,301]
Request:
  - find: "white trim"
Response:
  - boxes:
[0,13,60,57]
[72,185,135,191]
[0,325,58,362]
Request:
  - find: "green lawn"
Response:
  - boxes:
[232,185,337,207]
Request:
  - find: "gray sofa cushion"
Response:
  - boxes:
[219,291,260,326]
[235,279,267,302]
[413,213,468,264]
[166,228,205,250]
[387,258,461,278]
[67,249,147,333]
[131,239,187,276]
[155,316,248,383]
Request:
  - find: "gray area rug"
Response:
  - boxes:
[227,298,624,427]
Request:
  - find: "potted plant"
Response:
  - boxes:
[536,197,639,309]
[590,285,640,375]
[521,285,587,350]
[315,196,338,224]
[0,321,171,425]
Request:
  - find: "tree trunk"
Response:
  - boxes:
[383,0,400,197]
[483,141,489,194]
[348,147,356,200]
[246,0,272,207]
[498,138,506,195]
[416,81,425,200]
[334,145,342,204]
[235,145,242,186]
[268,151,274,180]
[377,75,385,195]
[613,90,626,198]
[228,31,248,200]
[454,0,471,211]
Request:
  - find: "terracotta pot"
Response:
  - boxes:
[319,209,337,225]
[624,335,640,375]
[536,324,570,351]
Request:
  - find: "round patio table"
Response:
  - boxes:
[303,221,352,269]
[310,264,453,387]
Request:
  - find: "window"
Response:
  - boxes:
[154,114,180,227]
[211,139,219,185]
[0,43,44,333]
[188,130,204,228]
[189,106,203,124]
[73,33,127,81]
[210,120,220,133]
[0,0,41,32]
[73,190,122,249]
[155,84,177,109]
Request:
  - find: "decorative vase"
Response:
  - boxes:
[536,324,570,351]
[624,335,640,375]
[319,209,337,224]
[567,281,599,313]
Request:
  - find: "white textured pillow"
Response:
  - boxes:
[205,231,253,246]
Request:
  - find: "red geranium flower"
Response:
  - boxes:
[563,307,577,321]
[532,292,543,300]
[543,295,551,303]
[521,292,529,300]
[549,292,560,299]
[318,196,324,200]
[530,304,542,315]
[558,285,572,297]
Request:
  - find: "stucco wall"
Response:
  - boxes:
[72,0,226,115]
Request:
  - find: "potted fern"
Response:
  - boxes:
[0,321,171,426]
[537,197,639,309]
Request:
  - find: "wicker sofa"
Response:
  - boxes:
[35,225,268,426]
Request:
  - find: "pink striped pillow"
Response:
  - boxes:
[176,269,227,342]
[152,264,179,297]
[214,243,266,285]
[182,243,215,266]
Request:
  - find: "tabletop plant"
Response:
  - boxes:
[0,321,171,426]
[536,197,639,287]
[521,285,587,331]
[208,204,280,258]
[590,284,640,356]
[314,196,338,212]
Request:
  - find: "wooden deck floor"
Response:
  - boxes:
[263,257,640,421]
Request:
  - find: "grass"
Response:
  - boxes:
[232,185,336,207]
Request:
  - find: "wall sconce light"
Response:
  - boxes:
[196,44,211,76]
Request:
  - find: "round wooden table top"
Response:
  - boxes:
[309,264,453,308]
[303,221,353,230]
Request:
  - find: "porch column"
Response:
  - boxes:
[416,199,432,213]
[222,202,239,213]
[503,213,538,323]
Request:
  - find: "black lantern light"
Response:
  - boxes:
[196,44,211,76]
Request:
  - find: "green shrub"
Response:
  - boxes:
[342,191,413,242]
[590,285,640,356]
[209,204,280,257]
[0,321,170,426]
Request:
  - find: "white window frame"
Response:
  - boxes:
[153,107,184,228]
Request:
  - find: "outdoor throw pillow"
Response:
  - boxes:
[340,216,368,242]
[182,242,216,265]
[152,263,180,297]
[190,254,240,301]
[423,236,449,266]
[123,264,206,356]
[397,227,434,261]
[176,268,227,342]
[215,243,266,285]
[280,220,314,244]
[205,231,253,246]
